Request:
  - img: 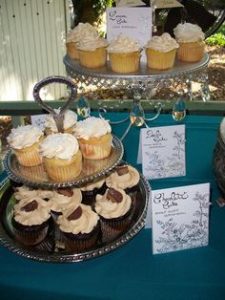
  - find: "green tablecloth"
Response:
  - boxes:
[1,113,225,300]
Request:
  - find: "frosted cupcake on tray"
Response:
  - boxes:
[66,22,98,60]
[40,133,82,182]
[12,196,52,246]
[44,108,77,135]
[107,34,141,73]
[73,116,112,160]
[106,164,140,192]
[145,33,179,70]
[173,22,205,62]
[57,204,100,252]
[77,32,108,68]
[7,125,44,167]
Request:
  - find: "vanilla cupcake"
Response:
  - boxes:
[7,125,44,167]
[44,109,78,135]
[73,117,112,160]
[66,22,98,60]
[173,22,205,62]
[57,204,100,252]
[40,133,82,182]
[145,33,179,70]
[77,34,108,68]
[106,164,140,192]
[95,187,132,233]
[107,34,141,73]
[12,196,51,246]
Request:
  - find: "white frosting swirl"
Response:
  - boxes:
[7,125,43,149]
[173,23,205,42]
[106,165,140,190]
[45,109,77,132]
[66,22,98,43]
[40,133,79,160]
[107,34,141,53]
[80,178,105,192]
[77,36,108,51]
[74,117,111,140]
[57,204,99,234]
[50,189,82,213]
[13,197,51,226]
[146,33,179,52]
[95,188,131,219]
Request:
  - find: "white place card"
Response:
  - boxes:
[30,114,46,130]
[151,183,210,254]
[106,7,152,61]
[139,125,186,179]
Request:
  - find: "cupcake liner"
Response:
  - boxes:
[109,51,140,73]
[146,48,176,70]
[82,183,107,207]
[62,223,101,252]
[12,218,50,246]
[177,41,205,62]
[79,47,107,68]
[66,42,79,60]
[14,142,42,167]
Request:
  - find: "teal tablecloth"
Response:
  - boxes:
[1,113,225,300]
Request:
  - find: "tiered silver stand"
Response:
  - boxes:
[64,53,210,139]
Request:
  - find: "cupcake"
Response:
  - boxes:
[106,164,140,192]
[73,117,112,160]
[7,125,44,167]
[107,34,141,73]
[77,34,108,68]
[40,133,82,182]
[80,177,106,206]
[66,22,98,60]
[12,196,51,246]
[95,187,132,235]
[145,33,179,70]
[57,204,100,252]
[14,186,54,203]
[44,109,77,135]
[173,22,205,62]
[50,188,82,218]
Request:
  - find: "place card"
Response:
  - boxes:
[151,183,210,254]
[30,114,46,130]
[106,7,152,61]
[138,125,186,179]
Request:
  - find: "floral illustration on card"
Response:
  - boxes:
[154,191,209,254]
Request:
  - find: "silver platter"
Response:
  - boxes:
[63,53,209,82]
[0,173,150,263]
[3,135,123,189]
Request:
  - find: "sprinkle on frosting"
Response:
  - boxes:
[40,133,79,160]
[173,22,205,43]
[145,33,179,52]
[107,34,141,53]
[7,125,43,149]
[73,117,111,140]
[45,109,77,132]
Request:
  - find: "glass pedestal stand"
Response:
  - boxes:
[63,54,210,140]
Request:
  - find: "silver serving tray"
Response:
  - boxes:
[3,135,123,189]
[0,174,150,263]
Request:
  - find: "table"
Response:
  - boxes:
[1,113,225,300]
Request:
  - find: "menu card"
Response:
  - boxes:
[151,183,210,254]
[138,125,186,179]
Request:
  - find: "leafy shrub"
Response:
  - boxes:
[206,24,225,46]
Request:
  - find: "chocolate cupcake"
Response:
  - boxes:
[80,177,106,206]
[12,197,51,246]
[106,164,140,193]
[57,204,100,252]
[95,187,132,238]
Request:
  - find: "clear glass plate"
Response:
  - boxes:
[0,173,150,263]
[3,135,124,189]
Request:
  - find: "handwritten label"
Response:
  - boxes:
[150,183,210,254]
[139,125,186,179]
